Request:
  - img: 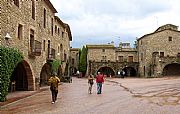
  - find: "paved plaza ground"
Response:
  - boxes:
[0,77,180,114]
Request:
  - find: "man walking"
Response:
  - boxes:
[96,72,104,94]
[48,72,60,104]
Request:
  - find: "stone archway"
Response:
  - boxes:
[10,60,34,91]
[57,65,63,78]
[162,63,180,76]
[122,67,137,77]
[40,63,51,86]
[70,67,77,76]
[97,66,115,77]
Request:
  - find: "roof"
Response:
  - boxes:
[86,44,115,49]
[155,24,178,32]
[44,0,57,13]
[54,16,65,28]
[64,23,72,41]
[70,48,80,51]
[138,24,180,41]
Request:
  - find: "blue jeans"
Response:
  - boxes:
[97,83,102,94]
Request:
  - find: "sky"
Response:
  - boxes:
[50,0,180,48]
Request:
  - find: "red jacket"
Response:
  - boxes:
[96,74,104,83]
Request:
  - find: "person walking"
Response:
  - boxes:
[48,72,60,104]
[96,72,104,94]
[88,74,94,94]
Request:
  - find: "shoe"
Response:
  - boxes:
[55,100,58,103]
[52,102,55,104]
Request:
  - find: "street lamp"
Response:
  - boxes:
[5,33,12,47]
[5,33,11,40]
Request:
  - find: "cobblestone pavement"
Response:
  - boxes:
[0,77,180,114]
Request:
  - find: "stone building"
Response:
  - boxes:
[87,43,138,77]
[70,48,79,76]
[1,0,72,91]
[86,24,180,78]
[137,24,180,77]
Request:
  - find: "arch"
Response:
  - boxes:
[40,63,51,86]
[10,60,34,91]
[97,66,115,77]
[122,67,137,77]
[70,66,77,76]
[57,65,63,78]
[162,63,180,76]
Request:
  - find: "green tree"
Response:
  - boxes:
[79,46,87,76]
[78,49,81,70]
[48,59,61,74]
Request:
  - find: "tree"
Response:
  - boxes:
[78,49,81,70]
[79,46,87,77]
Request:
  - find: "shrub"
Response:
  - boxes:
[0,46,23,102]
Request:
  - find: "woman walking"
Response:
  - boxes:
[88,74,94,94]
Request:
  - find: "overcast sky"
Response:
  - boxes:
[50,0,180,48]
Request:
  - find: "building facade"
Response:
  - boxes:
[138,24,180,77]
[1,0,72,91]
[86,24,180,78]
[70,48,79,76]
[87,43,138,77]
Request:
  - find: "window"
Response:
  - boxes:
[128,56,133,62]
[177,53,180,57]
[32,0,35,20]
[60,44,63,60]
[72,58,75,65]
[102,49,105,52]
[60,44,63,51]
[30,29,35,52]
[64,51,67,61]
[168,36,172,41]
[51,18,53,36]
[160,52,164,57]
[141,53,143,61]
[55,25,57,34]
[13,0,19,7]
[102,56,106,61]
[118,56,123,62]
[62,32,64,38]
[43,8,46,28]
[58,28,60,36]
[43,40,45,51]
[48,40,50,58]
[140,40,142,45]
[18,24,23,40]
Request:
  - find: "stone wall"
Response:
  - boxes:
[138,25,180,77]
[1,0,72,90]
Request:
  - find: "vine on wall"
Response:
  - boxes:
[0,46,23,102]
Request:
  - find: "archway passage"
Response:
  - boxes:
[58,66,63,78]
[163,63,180,76]
[10,60,34,91]
[97,67,115,77]
[70,67,77,76]
[122,67,137,77]
[40,63,51,87]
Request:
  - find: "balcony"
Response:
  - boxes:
[28,40,42,57]
[47,48,55,61]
